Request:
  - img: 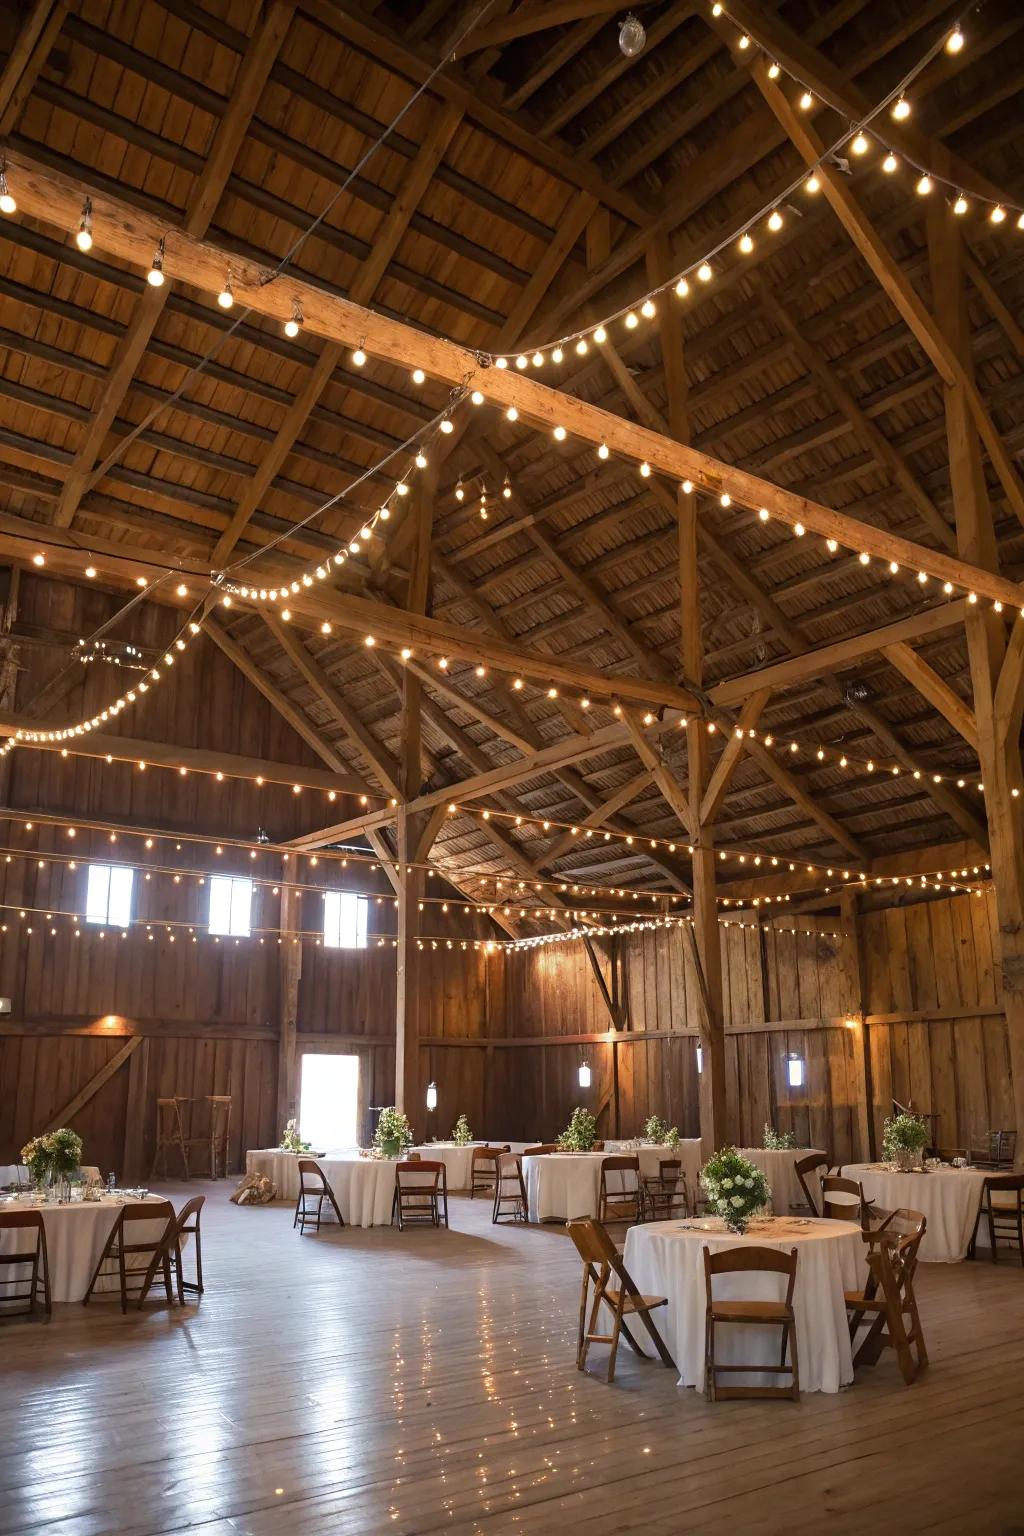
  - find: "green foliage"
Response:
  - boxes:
[643,1115,680,1146]
[557,1106,598,1152]
[451,1114,472,1146]
[373,1106,414,1154]
[21,1128,83,1181]
[700,1146,771,1230]
[882,1112,929,1157]
[280,1119,311,1154]
[763,1123,798,1150]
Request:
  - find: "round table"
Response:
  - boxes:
[409,1142,488,1191]
[245,1148,327,1201]
[523,1148,677,1223]
[843,1162,989,1262]
[624,1215,863,1394]
[735,1148,825,1216]
[0,1194,170,1303]
[606,1139,703,1195]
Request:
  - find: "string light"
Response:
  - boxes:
[75,197,93,251]
[217,275,234,309]
[284,301,302,338]
[0,161,15,215]
[146,238,166,287]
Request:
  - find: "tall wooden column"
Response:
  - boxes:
[394,467,436,1118]
[649,240,727,1152]
[838,890,874,1161]
[276,878,302,1134]
[928,210,1024,1161]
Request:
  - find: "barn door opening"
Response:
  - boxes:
[299,1054,359,1151]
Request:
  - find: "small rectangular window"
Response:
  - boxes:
[787,1056,806,1089]
[323,890,368,949]
[86,864,134,927]
[209,875,253,937]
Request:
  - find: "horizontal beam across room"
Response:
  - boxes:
[0,714,371,797]
[5,151,1023,614]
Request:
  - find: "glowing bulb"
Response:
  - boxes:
[990,205,1006,224]
[850,131,869,155]
[945,27,964,54]
[916,174,932,196]
[681,480,694,494]
[553,425,567,441]
[495,356,508,369]
[516,354,527,369]
[532,351,544,366]
[640,299,656,319]
[738,33,750,49]
[439,419,454,434]
[593,325,607,343]
[639,461,650,477]
[953,194,968,216]
[805,173,820,193]
[799,91,813,111]
[551,346,563,363]
[217,278,233,309]
[412,368,425,384]
[85,565,96,579]
[31,552,44,567]
[506,405,518,421]
[767,209,783,232]
[146,240,165,286]
[352,346,366,366]
[284,302,302,338]
[0,168,15,215]
[758,507,769,522]
[675,276,689,297]
[883,152,898,174]
[75,198,93,251]
[575,338,588,355]
[891,97,911,121]
[767,61,780,78]
[597,443,609,459]
[697,262,713,282]
[624,311,638,329]
[738,232,754,254]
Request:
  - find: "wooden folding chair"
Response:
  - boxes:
[599,1154,641,1227]
[168,1194,205,1301]
[83,1201,178,1312]
[492,1152,527,1224]
[641,1158,689,1222]
[970,1130,1017,1170]
[793,1152,829,1216]
[820,1175,865,1223]
[470,1145,508,1200]
[566,1217,674,1383]
[703,1245,800,1402]
[392,1159,448,1230]
[969,1174,1024,1266]
[0,1210,51,1319]
[522,1144,558,1155]
[845,1208,928,1384]
[293,1159,345,1233]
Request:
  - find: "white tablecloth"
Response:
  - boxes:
[624,1216,863,1394]
[606,1140,703,1194]
[245,1148,314,1201]
[843,1163,988,1262]
[409,1143,489,1191]
[1,1165,101,1188]
[316,1155,435,1228]
[736,1148,825,1216]
[0,1195,171,1303]
[523,1149,675,1223]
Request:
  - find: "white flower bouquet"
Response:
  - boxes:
[700,1146,771,1232]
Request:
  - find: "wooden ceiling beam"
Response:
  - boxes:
[754,64,1024,532]
[622,710,691,839]
[211,100,464,566]
[456,1,626,54]
[263,614,405,799]
[0,0,68,133]
[9,147,1015,609]
[700,689,771,826]
[745,736,867,860]
[882,641,979,752]
[51,1,295,530]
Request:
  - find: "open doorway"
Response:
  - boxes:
[299,1053,360,1151]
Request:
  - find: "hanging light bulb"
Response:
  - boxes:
[75,197,93,251]
[882,152,899,174]
[578,1062,592,1088]
[989,205,1007,224]
[738,231,754,254]
[217,275,234,309]
[0,162,16,215]
[891,97,911,120]
[953,193,969,216]
[455,478,464,502]
[593,325,607,344]
[675,276,689,297]
[640,298,656,319]
[618,12,646,56]
[352,343,367,366]
[502,474,512,499]
[805,173,821,193]
[284,301,302,338]
[411,367,425,384]
[799,91,814,111]
[146,238,166,286]
[767,61,781,79]
[697,262,713,282]
[767,208,783,232]
[850,131,869,155]
[945,26,964,53]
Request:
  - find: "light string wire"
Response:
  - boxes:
[484,14,1016,365]
[51,0,502,513]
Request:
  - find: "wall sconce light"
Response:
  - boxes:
[696,1044,703,1075]
[426,1081,437,1111]
[787,1055,806,1089]
[844,1014,860,1030]
[578,1062,592,1089]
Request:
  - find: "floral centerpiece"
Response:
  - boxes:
[374,1106,414,1159]
[642,1114,680,1147]
[451,1113,472,1146]
[557,1106,597,1152]
[700,1146,771,1233]
[21,1128,83,1194]
[763,1123,798,1150]
[280,1119,311,1154]
[882,1111,929,1170]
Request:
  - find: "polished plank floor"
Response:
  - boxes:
[1,1184,1022,1536]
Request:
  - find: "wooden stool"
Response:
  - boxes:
[151,1098,189,1179]
[206,1095,232,1179]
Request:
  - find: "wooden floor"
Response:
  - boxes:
[1,1186,1022,1536]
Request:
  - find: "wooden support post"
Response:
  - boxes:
[276,880,302,1134]
[649,238,727,1152]
[839,890,874,1162]
[928,209,1024,1167]
[394,468,435,1116]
